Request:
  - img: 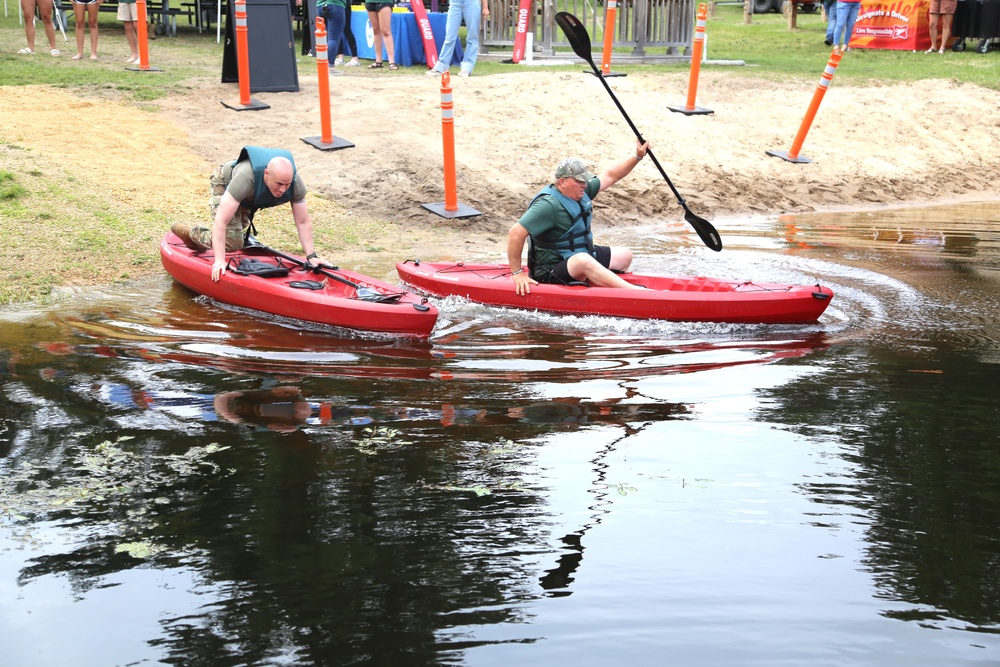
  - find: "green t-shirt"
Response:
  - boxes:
[516,177,600,271]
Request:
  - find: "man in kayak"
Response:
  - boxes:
[170,146,334,282]
[507,141,650,295]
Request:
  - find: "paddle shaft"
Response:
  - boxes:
[554,11,722,252]
[592,75,686,205]
[248,240,364,290]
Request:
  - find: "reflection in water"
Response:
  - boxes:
[539,422,653,597]
[3,202,1000,663]
[760,349,1000,634]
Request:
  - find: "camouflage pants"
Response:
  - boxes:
[188,163,253,252]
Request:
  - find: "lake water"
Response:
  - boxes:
[1,201,999,666]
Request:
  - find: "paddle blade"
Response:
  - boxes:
[357,288,405,303]
[555,12,596,70]
[685,211,723,252]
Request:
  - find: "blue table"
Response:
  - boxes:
[349,10,463,67]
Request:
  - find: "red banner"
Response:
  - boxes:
[850,0,933,50]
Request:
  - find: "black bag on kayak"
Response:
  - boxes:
[229,257,289,278]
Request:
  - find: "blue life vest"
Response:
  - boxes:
[234,146,297,215]
[528,185,595,261]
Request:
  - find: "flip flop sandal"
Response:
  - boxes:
[18,48,34,54]
[388,63,399,70]
[368,61,383,69]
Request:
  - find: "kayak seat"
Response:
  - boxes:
[229,257,290,278]
[290,280,325,290]
[526,236,587,287]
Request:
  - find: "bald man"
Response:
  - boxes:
[171,146,333,281]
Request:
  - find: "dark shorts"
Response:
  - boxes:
[365,1,392,10]
[534,246,612,285]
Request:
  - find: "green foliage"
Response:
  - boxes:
[0,171,26,201]
[421,438,528,497]
[353,426,412,455]
[609,482,638,496]
[0,436,231,557]
[115,541,166,559]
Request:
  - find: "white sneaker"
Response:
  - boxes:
[458,69,470,77]
[426,68,443,76]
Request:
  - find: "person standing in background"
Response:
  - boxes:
[426,0,489,77]
[832,0,861,51]
[317,0,348,71]
[18,0,60,55]
[335,0,360,66]
[366,0,397,69]
[71,0,101,60]
[926,0,957,53]
[822,0,838,46]
[119,0,139,64]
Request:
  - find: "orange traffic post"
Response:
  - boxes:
[669,3,712,115]
[766,49,843,164]
[421,72,481,220]
[126,0,162,72]
[590,0,625,78]
[301,17,354,151]
[221,0,269,111]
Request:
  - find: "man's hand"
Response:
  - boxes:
[307,255,334,269]
[512,272,537,296]
[212,258,227,282]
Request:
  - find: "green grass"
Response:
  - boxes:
[0,171,27,200]
[1,4,997,98]
[701,4,999,87]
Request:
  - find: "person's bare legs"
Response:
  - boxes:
[27,0,58,53]
[376,5,394,65]
[566,249,642,289]
[367,9,383,63]
[73,2,86,58]
[86,2,99,58]
[940,14,953,53]
[21,0,39,52]
[40,0,58,51]
[926,13,939,52]
[124,20,138,61]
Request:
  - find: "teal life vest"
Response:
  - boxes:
[234,146,297,216]
[528,185,596,261]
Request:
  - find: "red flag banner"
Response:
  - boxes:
[850,0,933,50]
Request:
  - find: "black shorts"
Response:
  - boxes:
[533,246,611,285]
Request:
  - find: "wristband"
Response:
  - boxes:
[634,154,643,161]
[306,252,318,260]
[512,268,525,276]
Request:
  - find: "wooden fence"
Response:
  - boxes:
[481,0,698,61]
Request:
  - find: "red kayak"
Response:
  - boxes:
[396,260,833,325]
[160,233,438,337]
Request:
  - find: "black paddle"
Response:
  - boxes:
[243,235,404,303]
[554,11,723,253]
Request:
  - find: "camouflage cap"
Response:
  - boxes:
[554,158,595,183]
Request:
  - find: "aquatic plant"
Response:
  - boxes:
[0,436,231,557]
[352,426,412,455]
[419,439,529,497]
